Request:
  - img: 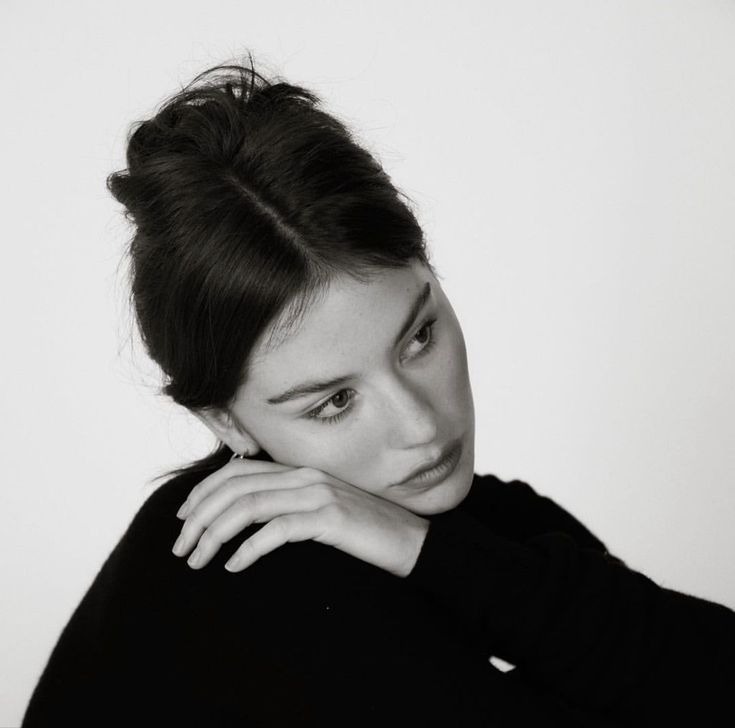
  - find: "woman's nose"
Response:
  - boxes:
[385,379,438,449]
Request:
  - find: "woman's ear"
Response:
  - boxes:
[192,407,261,457]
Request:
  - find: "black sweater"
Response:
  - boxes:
[21,464,735,727]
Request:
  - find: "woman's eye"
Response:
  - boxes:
[306,389,355,425]
[305,316,439,425]
[404,317,438,360]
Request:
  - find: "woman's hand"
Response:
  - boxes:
[171,458,430,578]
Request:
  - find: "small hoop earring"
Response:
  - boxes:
[230,450,249,461]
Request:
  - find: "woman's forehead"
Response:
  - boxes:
[246,262,438,397]
[260,260,434,355]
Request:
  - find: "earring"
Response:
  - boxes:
[230,449,249,461]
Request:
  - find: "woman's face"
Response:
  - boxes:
[222,260,475,515]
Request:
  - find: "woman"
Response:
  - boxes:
[22,56,735,727]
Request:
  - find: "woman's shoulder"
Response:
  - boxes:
[29,467,396,679]
[459,471,612,554]
[23,467,396,725]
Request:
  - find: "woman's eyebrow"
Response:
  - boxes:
[266,281,432,406]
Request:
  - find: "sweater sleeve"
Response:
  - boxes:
[403,496,735,725]
[464,475,629,567]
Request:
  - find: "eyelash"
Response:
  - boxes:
[305,317,439,426]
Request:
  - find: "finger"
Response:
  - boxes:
[223,510,327,572]
[186,467,312,529]
[175,469,314,558]
[176,458,293,519]
[185,485,331,569]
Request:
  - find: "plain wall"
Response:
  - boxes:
[2,0,734,723]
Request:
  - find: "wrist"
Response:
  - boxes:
[396,516,430,578]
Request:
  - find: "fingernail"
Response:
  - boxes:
[176,502,190,519]
[187,549,202,568]
[172,534,186,556]
[224,555,240,571]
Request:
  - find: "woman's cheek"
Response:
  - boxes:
[323,426,389,493]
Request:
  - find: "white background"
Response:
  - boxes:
[2,1,734,724]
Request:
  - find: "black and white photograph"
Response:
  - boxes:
[3,1,735,725]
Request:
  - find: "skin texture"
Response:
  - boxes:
[175,259,476,575]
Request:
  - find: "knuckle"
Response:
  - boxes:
[235,491,259,510]
[197,529,220,548]
[295,466,315,483]
[321,501,345,525]
[311,481,334,501]
[233,542,250,560]
[222,478,244,498]
[296,466,323,483]
[183,509,202,530]
[271,516,290,539]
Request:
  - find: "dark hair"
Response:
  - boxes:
[106,52,438,481]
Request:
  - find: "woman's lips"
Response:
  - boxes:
[393,437,463,487]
